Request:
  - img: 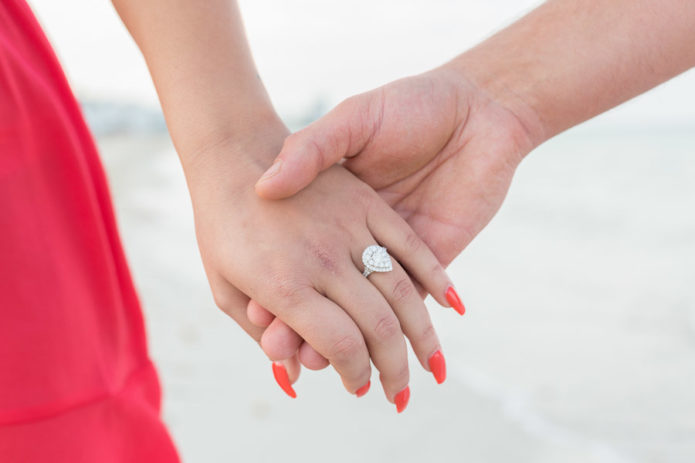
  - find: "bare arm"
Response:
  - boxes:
[111,0,282,163]
[451,0,695,146]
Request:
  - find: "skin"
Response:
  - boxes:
[111,0,455,403]
[255,0,695,366]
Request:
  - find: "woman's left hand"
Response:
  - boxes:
[184,124,455,405]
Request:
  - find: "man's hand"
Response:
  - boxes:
[255,69,535,265]
[255,0,695,264]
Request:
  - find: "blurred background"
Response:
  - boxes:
[29,0,695,461]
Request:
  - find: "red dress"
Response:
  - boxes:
[0,1,179,461]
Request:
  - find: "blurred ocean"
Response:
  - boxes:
[26,1,695,462]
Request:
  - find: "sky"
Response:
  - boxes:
[28,0,695,132]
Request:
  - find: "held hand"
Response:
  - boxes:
[255,68,536,265]
[197,260,303,394]
[185,126,455,409]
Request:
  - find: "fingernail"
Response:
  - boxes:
[395,386,410,413]
[355,380,371,398]
[445,286,466,315]
[428,350,446,384]
[258,159,283,183]
[272,362,297,398]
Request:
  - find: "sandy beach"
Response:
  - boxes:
[96,126,695,463]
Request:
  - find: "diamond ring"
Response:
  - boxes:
[362,245,393,277]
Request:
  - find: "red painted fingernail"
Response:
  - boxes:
[395,386,410,413]
[272,362,297,398]
[355,380,371,397]
[428,350,446,384]
[445,286,466,315]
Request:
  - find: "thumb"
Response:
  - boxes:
[255,94,379,199]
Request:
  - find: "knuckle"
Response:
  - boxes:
[305,239,341,275]
[430,261,445,276]
[415,323,437,347]
[381,361,410,388]
[329,214,351,236]
[396,362,410,384]
[270,275,308,306]
[373,314,401,341]
[329,334,362,363]
[306,137,327,175]
[391,277,415,303]
[353,184,376,209]
[403,230,423,254]
[212,291,232,312]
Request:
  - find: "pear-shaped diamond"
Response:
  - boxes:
[362,245,392,276]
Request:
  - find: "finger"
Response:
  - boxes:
[319,264,410,406]
[253,303,331,368]
[364,258,446,384]
[367,206,465,315]
[249,300,330,368]
[209,277,305,394]
[207,272,265,341]
[413,279,428,299]
[261,317,304,361]
[298,341,330,370]
[255,93,379,199]
[258,286,372,395]
[247,299,275,327]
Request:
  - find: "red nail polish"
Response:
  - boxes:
[395,386,410,413]
[428,350,446,384]
[272,362,297,398]
[355,380,371,397]
[445,286,466,315]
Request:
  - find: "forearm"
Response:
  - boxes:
[447,0,695,147]
[111,0,283,168]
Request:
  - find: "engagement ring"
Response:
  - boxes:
[362,245,393,277]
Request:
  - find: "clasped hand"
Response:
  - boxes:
[185,124,455,408]
[190,65,531,410]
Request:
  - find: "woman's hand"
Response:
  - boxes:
[184,124,455,409]
[195,250,303,395]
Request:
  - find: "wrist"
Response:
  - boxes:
[440,53,547,155]
[181,118,290,198]
[176,105,286,167]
